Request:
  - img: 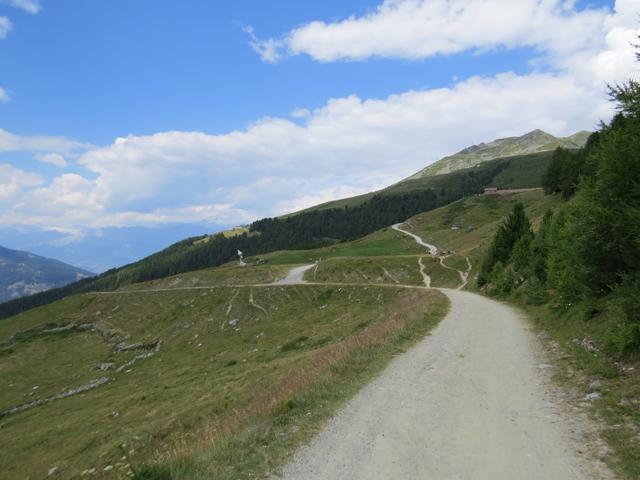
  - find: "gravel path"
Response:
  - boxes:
[392,223,438,255]
[271,264,315,285]
[418,257,431,288]
[280,225,613,480]
[281,288,612,480]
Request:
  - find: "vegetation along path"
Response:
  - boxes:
[280,227,614,479]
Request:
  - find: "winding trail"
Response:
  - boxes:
[394,221,472,290]
[392,223,438,255]
[279,225,613,480]
[418,257,431,288]
[439,255,472,290]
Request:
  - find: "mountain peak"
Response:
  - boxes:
[404,129,590,180]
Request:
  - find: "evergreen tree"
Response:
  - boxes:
[478,202,532,286]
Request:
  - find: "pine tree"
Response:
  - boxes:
[478,202,532,286]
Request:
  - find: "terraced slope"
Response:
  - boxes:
[0,270,447,479]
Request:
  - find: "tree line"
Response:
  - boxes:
[478,77,640,354]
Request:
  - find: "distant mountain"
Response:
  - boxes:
[0,246,93,303]
[405,130,591,179]
[0,223,228,273]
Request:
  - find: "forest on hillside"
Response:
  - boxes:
[479,76,640,354]
[0,188,465,319]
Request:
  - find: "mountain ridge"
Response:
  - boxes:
[0,245,93,302]
[405,129,590,180]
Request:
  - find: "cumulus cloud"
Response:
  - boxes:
[0,164,43,201]
[0,68,628,230]
[0,17,12,38]
[0,87,9,103]
[2,0,40,14]
[248,0,629,64]
[1,0,639,233]
[35,153,68,168]
[2,70,599,230]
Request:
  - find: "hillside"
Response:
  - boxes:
[0,188,604,480]
[2,188,638,479]
[299,148,555,214]
[404,129,589,180]
[0,144,558,322]
[0,246,92,303]
[0,257,447,478]
[0,191,549,480]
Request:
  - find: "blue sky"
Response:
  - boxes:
[0,0,637,269]
[2,0,553,142]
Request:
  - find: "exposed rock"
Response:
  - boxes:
[116,352,156,372]
[0,377,111,418]
[585,392,602,401]
[116,340,159,353]
[573,337,599,352]
[48,466,59,476]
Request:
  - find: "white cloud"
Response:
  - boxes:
[0,68,623,230]
[0,129,86,153]
[0,87,9,103]
[30,71,594,225]
[0,16,12,38]
[1,0,638,233]
[249,0,626,64]
[3,0,40,14]
[35,152,68,168]
[0,164,43,201]
[95,204,255,228]
[245,26,283,63]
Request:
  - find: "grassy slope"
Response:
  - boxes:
[297,150,553,213]
[0,257,448,479]
[9,188,634,479]
[402,190,561,288]
[249,226,425,265]
[310,256,462,289]
[119,263,294,291]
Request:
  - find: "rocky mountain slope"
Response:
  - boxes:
[405,129,590,179]
[0,246,92,302]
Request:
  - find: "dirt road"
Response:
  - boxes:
[280,226,612,479]
[392,223,438,255]
[281,288,610,479]
[272,264,315,285]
